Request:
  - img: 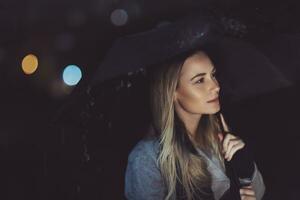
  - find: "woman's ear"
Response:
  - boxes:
[174,91,178,102]
[173,92,180,112]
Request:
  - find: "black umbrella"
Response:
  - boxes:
[92,14,220,84]
[253,33,300,84]
[91,14,292,103]
[206,36,293,103]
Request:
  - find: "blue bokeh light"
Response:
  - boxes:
[62,65,82,86]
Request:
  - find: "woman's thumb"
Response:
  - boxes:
[217,133,224,142]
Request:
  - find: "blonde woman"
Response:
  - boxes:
[124,48,265,200]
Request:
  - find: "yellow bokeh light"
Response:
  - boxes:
[22,54,38,75]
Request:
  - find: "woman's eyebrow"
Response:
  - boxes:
[190,67,216,81]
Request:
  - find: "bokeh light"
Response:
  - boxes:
[62,65,82,86]
[110,9,128,26]
[21,54,39,75]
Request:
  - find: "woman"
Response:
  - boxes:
[124,48,265,200]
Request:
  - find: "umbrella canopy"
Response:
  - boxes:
[92,14,221,84]
[208,36,292,103]
[91,14,292,103]
[252,33,300,83]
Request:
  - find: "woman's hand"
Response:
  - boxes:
[218,132,245,161]
[218,113,256,180]
[218,113,245,161]
[240,185,256,200]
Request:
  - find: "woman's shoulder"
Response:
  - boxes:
[125,136,165,199]
[127,136,160,165]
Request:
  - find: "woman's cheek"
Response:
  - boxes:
[181,93,205,113]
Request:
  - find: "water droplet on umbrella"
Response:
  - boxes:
[128,71,133,76]
[76,185,81,193]
[89,100,95,107]
[82,134,87,140]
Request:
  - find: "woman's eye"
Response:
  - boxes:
[195,72,217,84]
[196,78,204,84]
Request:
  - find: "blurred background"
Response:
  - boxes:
[1,0,300,199]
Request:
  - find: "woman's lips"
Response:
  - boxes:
[207,97,219,103]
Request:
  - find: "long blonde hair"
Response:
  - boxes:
[148,49,225,200]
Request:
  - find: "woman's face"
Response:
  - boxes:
[174,51,220,115]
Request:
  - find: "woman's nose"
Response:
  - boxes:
[211,79,220,93]
[215,86,220,94]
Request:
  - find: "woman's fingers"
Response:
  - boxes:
[222,133,245,161]
[241,195,256,200]
[222,133,241,152]
[220,113,230,132]
[225,138,240,156]
[219,113,246,161]
[222,133,235,152]
[240,187,255,196]
[217,133,224,142]
[240,186,256,200]
[225,140,245,161]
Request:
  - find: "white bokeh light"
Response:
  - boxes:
[110,9,128,26]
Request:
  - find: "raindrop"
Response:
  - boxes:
[128,71,134,76]
[82,134,87,141]
[76,185,81,193]
[89,100,95,107]
[120,79,125,88]
[156,21,171,28]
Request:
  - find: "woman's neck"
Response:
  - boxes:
[177,113,202,139]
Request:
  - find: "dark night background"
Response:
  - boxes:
[1,0,300,199]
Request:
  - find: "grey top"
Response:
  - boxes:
[125,138,266,200]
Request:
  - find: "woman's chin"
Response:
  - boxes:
[209,106,221,114]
